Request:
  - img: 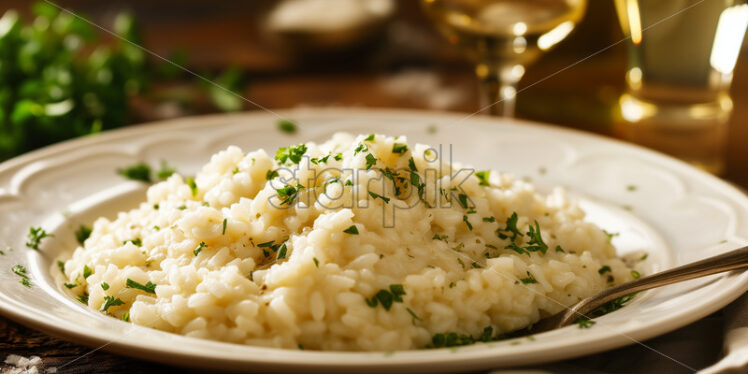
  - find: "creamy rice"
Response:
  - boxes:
[60,133,632,351]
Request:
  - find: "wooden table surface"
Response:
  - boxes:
[1,1,746,373]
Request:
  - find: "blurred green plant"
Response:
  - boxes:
[0,2,250,161]
[0,2,149,160]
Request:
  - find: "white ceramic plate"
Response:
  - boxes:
[0,108,746,373]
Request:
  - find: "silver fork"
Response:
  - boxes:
[528,246,748,334]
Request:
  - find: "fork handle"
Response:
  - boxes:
[557,245,748,327]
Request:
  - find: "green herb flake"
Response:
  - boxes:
[313,257,319,268]
[406,307,422,325]
[57,260,66,274]
[222,218,228,235]
[631,270,641,279]
[364,134,375,142]
[123,238,142,246]
[626,185,637,192]
[122,312,130,322]
[101,282,110,290]
[83,265,93,279]
[278,119,297,134]
[519,272,538,284]
[232,167,240,174]
[457,193,469,209]
[77,293,89,305]
[483,216,496,223]
[156,161,177,180]
[365,153,377,169]
[334,153,343,161]
[463,215,473,231]
[64,283,77,289]
[343,225,359,235]
[277,244,288,259]
[266,169,279,180]
[75,225,92,245]
[126,278,157,294]
[12,265,31,288]
[354,143,368,155]
[186,177,198,197]
[555,245,565,253]
[345,180,353,186]
[194,242,207,256]
[276,183,304,205]
[598,265,612,275]
[408,157,418,172]
[475,171,490,186]
[117,162,152,183]
[392,143,408,155]
[368,191,390,204]
[603,230,620,240]
[496,212,523,242]
[26,226,54,251]
[525,221,548,254]
[101,296,125,313]
[275,144,308,165]
[575,317,596,329]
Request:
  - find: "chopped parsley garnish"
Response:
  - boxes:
[117,162,152,183]
[432,234,447,241]
[334,153,343,161]
[365,284,406,311]
[101,282,110,290]
[639,253,649,261]
[428,326,500,348]
[475,170,490,186]
[365,153,377,169]
[406,307,422,325]
[57,260,65,274]
[153,204,160,210]
[449,282,455,288]
[313,257,319,267]
[275,144,308,164]
[410,172,426,201]
[126,278,157,294]
[392,143,408,154]
[408,157,417,171]
[276,184,304,205]
[278,119,297,134]
[83,265,93,279]
[483,216,496,223]
[631,270,641,279]
[124,238,142,246]
[496,213,523,242]
[277,244,288,259]
[519,272,537,284]
[463,215,472,231]
[257,240,276,248]
[626,185,637,192]
[343,225,359,235]
[75,225,92,245]
[232,167,240,174]
[177,205,187,210]
[100,296,124,313]
[222,218,228,235]
[538,166,547,175]
[354,143,368,155]
[603,230,620,240]
[156,161,177,180]
[26,226,54,251]
[266,169,279,180]
[427,124,438,134]
[525,221,548,254]
[64,283,77,289]
[598,266,612,275]
[364,134,375,142]
[193,242,207,256]
[122,312,130,322]
[77,293,89,305]
[575,317,596,329]
[345,180,353,186]
[310,153,332,165]
[368,191,390,204]
[186,177,198,197]
[12,265,31,288]
[555,245,565,253]
[457,193,469,209]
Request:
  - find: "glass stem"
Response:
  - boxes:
[476,63,525,117]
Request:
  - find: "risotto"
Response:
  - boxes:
[59,133,632,351]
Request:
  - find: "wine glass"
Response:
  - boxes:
[421,0,587,116]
